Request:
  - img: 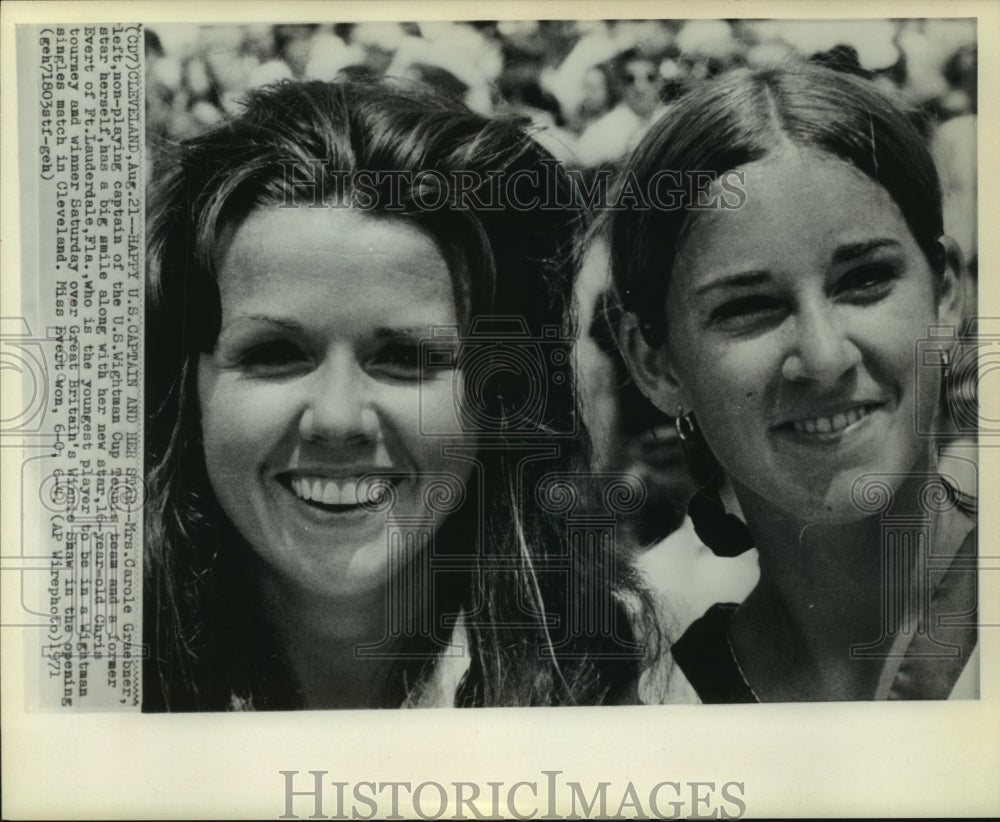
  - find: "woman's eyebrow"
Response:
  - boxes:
[692,239,906,298]
[372,326,436,340]
[223,315,303,333]
[694,270,770,296]
[831,238,902,264]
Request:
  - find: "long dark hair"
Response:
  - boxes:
[145,78,649,710]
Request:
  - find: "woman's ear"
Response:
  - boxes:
[936,235,967,328]
[619,312,687,415]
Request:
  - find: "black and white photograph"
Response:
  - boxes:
[2,1,997,818]
[141,14,979,711]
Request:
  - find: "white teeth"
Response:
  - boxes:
[790,406,871,435]
[289,476,368,506]
[321,482,339,505]
[341,480,359,504]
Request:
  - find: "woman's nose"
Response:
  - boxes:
[298,350,379,444]
[781,304,862,386]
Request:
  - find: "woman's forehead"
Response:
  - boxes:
[214,207,456,302]
[674,147,914,270]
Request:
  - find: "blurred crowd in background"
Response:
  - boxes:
[145,18,978,551]
[145,17,977,281]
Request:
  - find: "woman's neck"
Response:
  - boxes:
[254,569,408,709]
[729,471,938,701]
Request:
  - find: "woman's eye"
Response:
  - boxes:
[237,340,310,376]
[708,295,785,330]
[370,342,423,379]
[835,264,899,302]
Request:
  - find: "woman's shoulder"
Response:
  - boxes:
[404,618,471,709]
[631,518,759,705]
[634,517,759,643]
[875,496,978,700]
[637,602,758,705]
[670,604,758,704]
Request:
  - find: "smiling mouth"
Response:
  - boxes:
[281,475,400,512]
[779,404,878,436]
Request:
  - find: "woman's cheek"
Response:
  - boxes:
[686,341,762,416]
[417,374,465,438]
[203,376,294,457]
[687,346,771,464]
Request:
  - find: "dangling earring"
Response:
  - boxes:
[675,408,697,442]
[672,407,754,556]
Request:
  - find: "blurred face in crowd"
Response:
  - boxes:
[198,207,475,601]
[581,66,612,115]
[621,58,663,118]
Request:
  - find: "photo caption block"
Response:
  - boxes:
[16,23,144,709]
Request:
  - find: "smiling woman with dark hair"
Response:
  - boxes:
[144,77,651,710]
[611,63,977,702]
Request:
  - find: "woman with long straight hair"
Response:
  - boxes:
[144,78,650,710]
[611,63,976,702]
